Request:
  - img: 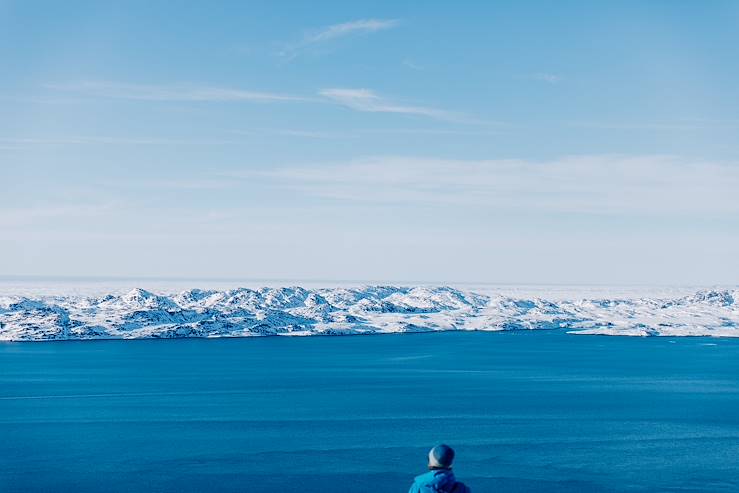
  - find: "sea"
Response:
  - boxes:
[1,330,738,492]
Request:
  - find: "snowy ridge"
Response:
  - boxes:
[0,286,738,341]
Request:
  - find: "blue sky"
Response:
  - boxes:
[2,1,739,284]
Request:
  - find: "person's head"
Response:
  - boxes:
[427,444,455,470]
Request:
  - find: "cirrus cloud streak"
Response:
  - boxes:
[253,155,739,215]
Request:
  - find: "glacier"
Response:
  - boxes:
[1,285,738,341]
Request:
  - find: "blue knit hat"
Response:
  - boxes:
[428,444,455,469]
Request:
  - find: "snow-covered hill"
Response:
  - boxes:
[1,286,737,341]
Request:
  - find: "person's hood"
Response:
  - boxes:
[413,469,457,490]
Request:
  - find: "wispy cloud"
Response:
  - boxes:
[231,129,344,139]
[279,18,399,59]
[49,81,310,103]
[0,136,235,147]
[47,81,475,123]
[320,88,469,122]
[568,119,739,131]
[402,59,424,71]
[0,203,115,228]
[232,126,508,140]
[248,155,739,215]
[360,127,508,136]
[531,73,563,84]
[125,178,237,191]
[306,18,399,43]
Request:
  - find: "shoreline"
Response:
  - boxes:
[3,326,739,344]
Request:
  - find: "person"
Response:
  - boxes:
[408,444,471,493]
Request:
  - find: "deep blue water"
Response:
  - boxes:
[1,331,738,492]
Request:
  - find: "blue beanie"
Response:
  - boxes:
[428,444,455,468]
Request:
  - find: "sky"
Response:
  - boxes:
[2,1,739,285]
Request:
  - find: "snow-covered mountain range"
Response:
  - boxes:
[1,286,737,341]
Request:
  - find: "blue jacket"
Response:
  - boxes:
[408,469,470,493]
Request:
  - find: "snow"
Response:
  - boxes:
[1,285,738,341]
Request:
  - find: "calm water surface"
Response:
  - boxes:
[1,331,738,492]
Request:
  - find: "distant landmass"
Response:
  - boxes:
[1,285,737,341]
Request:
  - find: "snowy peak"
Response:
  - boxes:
[684,289,736,306]
[118,288,179,310]
[173,288,218,306]
[1,285,738,341]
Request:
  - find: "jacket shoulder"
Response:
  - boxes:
[451,481,471,493]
